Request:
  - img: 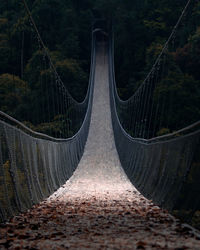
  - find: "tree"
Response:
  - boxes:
[0,74,30,121]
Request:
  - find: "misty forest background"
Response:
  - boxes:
[0,0,200,137]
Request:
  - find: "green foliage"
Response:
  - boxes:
[146,42,163,68]
[156,128,170,136]
[154,71,200,130]
[24,50,44,87]
[114,0,200,98]
[34,115,73,138]
[55,59,87,101]
[0,74,30,120]
[175,26,200,81]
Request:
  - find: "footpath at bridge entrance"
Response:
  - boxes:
[0,43,200,249]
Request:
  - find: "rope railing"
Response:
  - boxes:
[0,28,97,223]
[108,1,200,227]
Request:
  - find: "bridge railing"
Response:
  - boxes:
[0,31,97,222]
[109,33,200,228]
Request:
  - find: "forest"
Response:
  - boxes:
[0,0,200,137]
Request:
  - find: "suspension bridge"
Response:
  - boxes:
[0,0,200,248]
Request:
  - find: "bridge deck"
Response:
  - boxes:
[50,41,134,199]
